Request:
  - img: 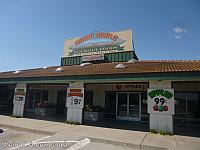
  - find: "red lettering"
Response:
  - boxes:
[74,32,119,45]
[75,33,94,45]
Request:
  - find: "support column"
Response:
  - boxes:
[13,83,27,117]
[148,80,174,133]
[66,82,84,124]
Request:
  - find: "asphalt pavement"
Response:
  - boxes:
[0,128,136,150]
[0,115,200,150]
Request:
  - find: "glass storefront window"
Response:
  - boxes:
[175,92,200,126]
[129,93,140,118]
[105,92,116,118]
[27,90,48,112]
[84,90,93,108]
[117,93,128,117]
[0,86,15,115]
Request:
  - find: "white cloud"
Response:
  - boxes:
[173,26,187,40]
[174,35,181,39]
[173,27,187,33]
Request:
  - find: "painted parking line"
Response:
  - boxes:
[67,138,91,150]
[9,135,51,150]
[9,135,90,150]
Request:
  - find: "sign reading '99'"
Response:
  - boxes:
[66,88,84,109]
[13,88,26,104]
[147,89,175,115]
[14,95,25,103]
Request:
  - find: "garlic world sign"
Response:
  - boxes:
[147,89,175,115]
[63,29,133,57]
[68,31,125,56]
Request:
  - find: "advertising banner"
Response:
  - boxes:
[147,89,174,115]
[63,29,133,57]
[82,54,104,62]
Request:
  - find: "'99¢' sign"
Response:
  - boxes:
[153,97,168,112]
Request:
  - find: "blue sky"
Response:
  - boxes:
[0,0,199,72]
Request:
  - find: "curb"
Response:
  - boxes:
[89,137,167,150]
[0,124,56,135]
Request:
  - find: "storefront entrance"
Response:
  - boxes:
[105,92,148,121]
[117,93,141,121]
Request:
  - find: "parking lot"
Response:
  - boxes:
[0,128,87,150]
[0,128,134,150]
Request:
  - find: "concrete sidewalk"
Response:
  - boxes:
[0,115,199,150]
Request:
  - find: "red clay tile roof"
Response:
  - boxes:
[0,60,200,79]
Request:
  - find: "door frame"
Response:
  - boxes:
[116,92,141,121]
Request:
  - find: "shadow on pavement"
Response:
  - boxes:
[83,119,200,138]
[21,113,200,138]
[174,124,200,137]
[83,119,149,132]
[24,112,66,123]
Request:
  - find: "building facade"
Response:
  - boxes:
[0,29,200,134]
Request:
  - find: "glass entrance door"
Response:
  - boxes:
[105,92,116,118]
[117,93,141,121]
[117,93,128,117]
[129,93,140,118]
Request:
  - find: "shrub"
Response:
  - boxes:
[9,115,21,118]
[65,120,80,125]
[166,132,173,136]
[159,130,167,135]
[150,129,158,134]
[74,122,80,125]
[150,129,173,136]
[159,130,173,136]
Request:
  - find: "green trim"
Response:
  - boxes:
[0,72,199,84]
[61,51,138,66]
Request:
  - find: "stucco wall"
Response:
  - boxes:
[86,84,111,108]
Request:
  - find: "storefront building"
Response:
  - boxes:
[0,29,200,134]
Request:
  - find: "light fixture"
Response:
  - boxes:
[115,64,126,69]
[128,59,138,63]
[80,62,92,67]
[13,70,22,74]
[55,67,63,72]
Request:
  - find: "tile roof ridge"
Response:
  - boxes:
[138,59,200,62]
[20,66,60,71]
[0,65,61,74]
